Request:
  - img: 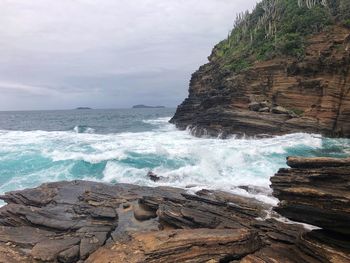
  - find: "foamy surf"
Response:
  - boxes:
[73,125,95,134]
[0,117,349,205]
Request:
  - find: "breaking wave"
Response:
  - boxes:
[73,125,95,134]
[0,117,349,205]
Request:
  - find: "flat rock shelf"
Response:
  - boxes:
[0,157,349,262]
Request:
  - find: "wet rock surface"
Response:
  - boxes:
[0,157,349,262]
[170,26,350,138]
[146,171,161,182]
[272,156,350,235]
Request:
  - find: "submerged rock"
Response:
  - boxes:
[147,171,161,182]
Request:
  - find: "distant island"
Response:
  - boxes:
[76,107,92,110]
[132,105,165,109]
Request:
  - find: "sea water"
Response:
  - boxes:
[0,108,349,205]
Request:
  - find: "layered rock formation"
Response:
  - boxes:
[170,25,350,138]
[0,157,349,262]
[271,156,350,236]
[270,156,350,263]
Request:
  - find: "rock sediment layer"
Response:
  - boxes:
[171,26,350,138]
[271,156,350,235]
[0,157,349,262]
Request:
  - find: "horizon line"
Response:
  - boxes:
[0,106,176,112]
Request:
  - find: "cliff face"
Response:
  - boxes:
[170,25,350,138]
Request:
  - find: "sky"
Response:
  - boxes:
[0,0,258,110]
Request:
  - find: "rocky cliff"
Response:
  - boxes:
[0,157,349,262]
[171,10,350,138]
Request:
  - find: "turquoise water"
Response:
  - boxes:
[0,108,349,204]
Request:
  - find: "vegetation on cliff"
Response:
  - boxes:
[213,0,350,72]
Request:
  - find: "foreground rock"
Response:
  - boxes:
[271,156,350,235]
[271,157,350,263]
[170,25,350,138]
[0,157,349,262]
[286,156,350,168]
[87,228,260,263]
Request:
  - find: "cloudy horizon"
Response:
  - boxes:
[0,0,257,111]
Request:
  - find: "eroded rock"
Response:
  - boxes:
[271,157,350,235]
[0,160,348,263]
[133,202,157,221]
[86,228,261,263]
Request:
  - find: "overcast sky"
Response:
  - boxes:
[0,0,257,110]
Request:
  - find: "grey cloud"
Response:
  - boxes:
[0,0,258,110]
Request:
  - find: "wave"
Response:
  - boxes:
[73,125,95,134]
[142,117,171,125]
[44,150,127,163]
[0,118,349,206]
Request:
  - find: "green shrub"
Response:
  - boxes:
[255,41,275,61]
[339,0,350,20]
[212,0,343,73]
[278,3,332,35]
[224,59,251,73]
[343,19,350,28]
[275,33,304,57]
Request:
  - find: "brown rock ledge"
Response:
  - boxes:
[0,157,349,262]
[271,156,350,235]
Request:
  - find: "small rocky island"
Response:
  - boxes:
[0,157,349,262]
[132,105,165,109]
[75,107,92,110]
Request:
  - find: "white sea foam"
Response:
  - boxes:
[0,118,347,205]
[73,125,96,134]
[44,149,127,163]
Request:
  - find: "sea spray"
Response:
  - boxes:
[0,109,349,205]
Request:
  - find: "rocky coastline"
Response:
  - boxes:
[0,157,349,262]
[170,25,350,138]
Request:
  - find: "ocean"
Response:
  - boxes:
[0,108,349,205]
